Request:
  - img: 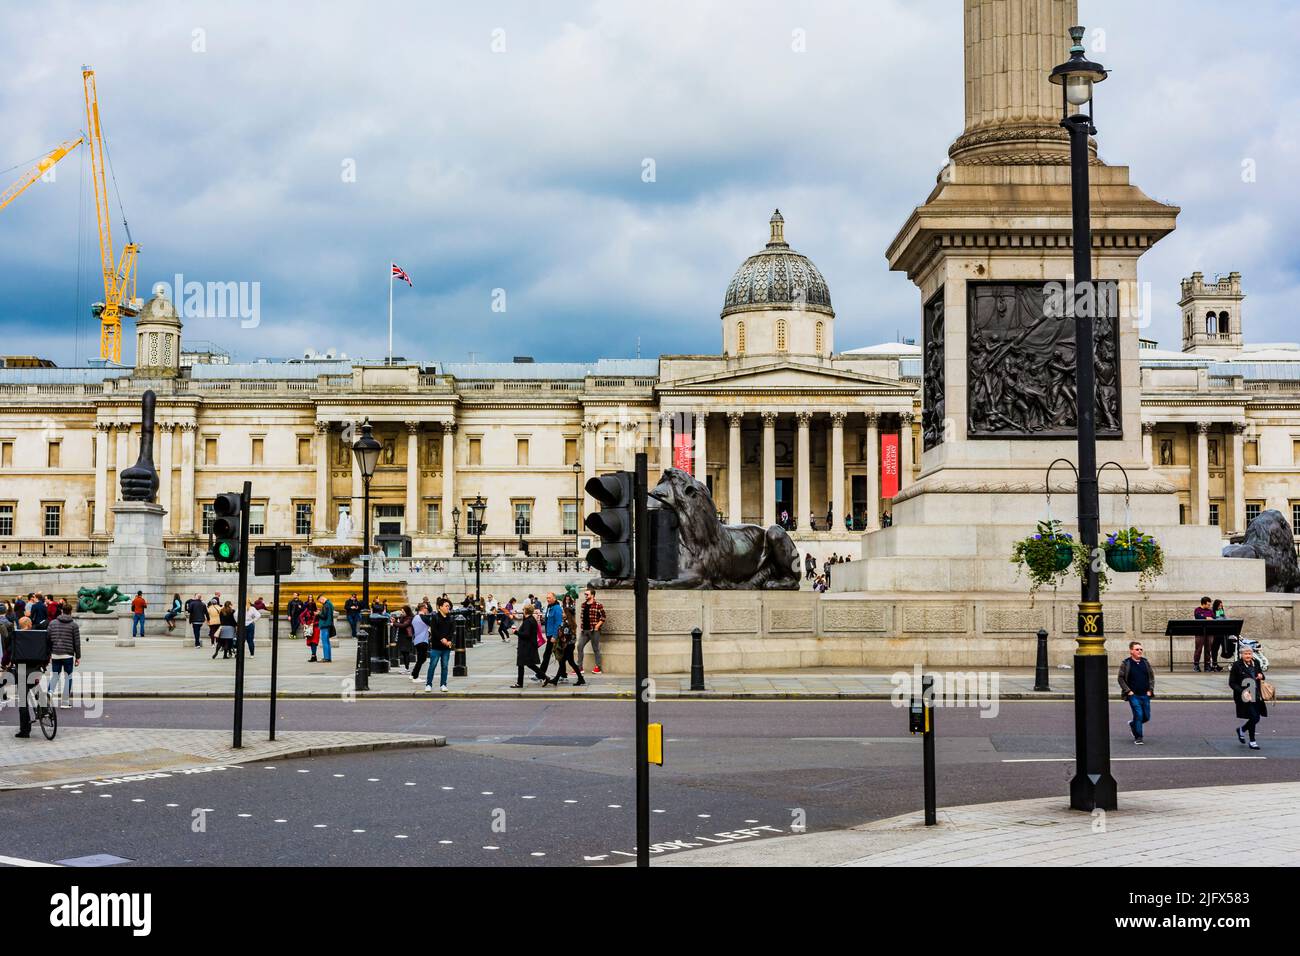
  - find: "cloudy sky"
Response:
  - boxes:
[2,0,1297,366]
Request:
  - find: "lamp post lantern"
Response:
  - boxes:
[1050,25,1117,812]
[351,419,382,674]
[451,505,460,556]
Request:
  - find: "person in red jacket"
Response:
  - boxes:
[130,591,148,638]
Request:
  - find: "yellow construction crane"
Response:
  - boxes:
[82,65,140,364]
[0,137,83,212]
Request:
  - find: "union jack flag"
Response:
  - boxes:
[391,263,412,286]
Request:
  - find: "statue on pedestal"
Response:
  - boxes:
[119,389,160,502]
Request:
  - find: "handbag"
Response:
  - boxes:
[1260,680,1277,702]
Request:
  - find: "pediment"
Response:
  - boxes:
[658,360,909,393]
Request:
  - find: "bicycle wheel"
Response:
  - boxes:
[38,704,56,741]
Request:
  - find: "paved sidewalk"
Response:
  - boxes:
[35,632,1297,700]
[0,727,445,790]
[653,782,1300,866]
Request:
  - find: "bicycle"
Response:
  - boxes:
[25,682,57,741]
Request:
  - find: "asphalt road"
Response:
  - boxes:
[1,698,1295,866]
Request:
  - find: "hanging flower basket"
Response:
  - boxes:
[1105,547,1141,573]
[1011,519,1075,596]
[1104,527,1165,591]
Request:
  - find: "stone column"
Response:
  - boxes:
[350,421,363,532]
[728,412,743,523]
[866,412,880,530]
[1195,421,1211,525]
[1141,421,1154,466]
[658,413,672,471]
[899,412,915,490]
[93,422,110,534]
[762,412,776,528]
[622,420,639,471]
[180,423,196,534]
[583,420,598,516]
[1231,422,1247,533]
[114,422,130,498]
[694,411,708,482]
[406,421,420,534]
[314,420,329,533]
[831,411,846,534]
[796,411,811,529]
[159,422,174,533]
[441,421,456,535]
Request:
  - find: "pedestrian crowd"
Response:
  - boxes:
[0,592,82,737]
[805,553,851,592]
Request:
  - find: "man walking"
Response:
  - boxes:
[577,587,605,675]
[424,597,454,693]
[539,591,566,682]
[1118,641,1154,745]
[344,592,361,638]
[287,592,304,640]
[318,594,335,663]
[130,590,147,637]
[186,593,206,647]
[46,602,81,708]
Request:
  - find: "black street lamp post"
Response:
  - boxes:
[470,494,485,604]
[451,505,460,556]
[352,420,382,675]
[1050,25,1117,812]
[572,461,582,559]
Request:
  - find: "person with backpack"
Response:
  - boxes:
[5,616,47,738]
[185,593,207,647]
[1229,644,1269,751]
[46,602,81,708]
[1117,641,1154,745]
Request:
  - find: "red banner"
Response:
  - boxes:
[673,432,694,475]
[881,433,899,499]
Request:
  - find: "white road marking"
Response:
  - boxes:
[564,799,577,804]
[298,769,311,774]
[697,814,711,818]
[395,834,409,839]
[367,778,379,782]
[1002,756,1266,763]
[482,791,495,796]
[132,799,145,803]
[333,773,345,778]
[522,795,536,800]
[238,813,252,818]
[313,824,327,829]
[607,804,621,809]
[99,794,112,798]
[441,786,454,790]
[166,803,179,808]
[0,854,60,867]
[653,809,666,814]
[353,829,366,833]
[274,819,288,823]
[483,846,500,850]
[531,852,546,857]
[404,782,416,786]
[438,840,453,845]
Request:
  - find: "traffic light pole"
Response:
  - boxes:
[232,480,251,749]
[634,453,650,869]
[269,544,281,742]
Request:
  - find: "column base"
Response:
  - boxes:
[1069,651,1118,811]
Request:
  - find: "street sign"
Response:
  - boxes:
[253,544,293,577]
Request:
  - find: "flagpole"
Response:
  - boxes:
[388,262,394,366]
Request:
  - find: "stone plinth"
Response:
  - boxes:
[106,500,169,616]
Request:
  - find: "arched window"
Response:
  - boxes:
[1219,310,1230,336]
[1206,311,1218,335]
[736,321,746,355]
[776,319,788,352]
[815,321,824,355]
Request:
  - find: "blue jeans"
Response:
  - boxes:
[191,622,203,646]
[244,624,255,656]
[425,647,451,688]
[132,612,146,636]
[1127,694,1151,738]
[320,627,332,661]
[49,658,74,697]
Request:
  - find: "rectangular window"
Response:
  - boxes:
[297,437,312,466]
[204,438,218,465]
[248,503,266,535]
[47,441,61,468]
[1208,502,1220,527]
[44,503,61,537]
[516,438,529,467]
[1293,504,1300,537]
[0,441,11,468]
[468,438,482,466]
[1245,440,1258,466]
[295,502,312,536]
[514,502,532,536]
[251,437,264,465]
[202,503,216,535]
[562,501,578,535]
[0,504,13,536]
[1293,440,1300,467]
[87,501,95,534]
[564,438,578,466]
[425,502,441,534]
[1246,502,1262,526]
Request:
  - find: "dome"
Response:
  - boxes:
[722,210,833,317]
[137,291,182,328]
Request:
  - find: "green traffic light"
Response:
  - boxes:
[214,540,236,560]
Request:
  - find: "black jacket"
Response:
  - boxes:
[515,615,540,667]
[1229,659,1269,720]
[186,598,207,623]
[29,602,49,629]
[1117,657,1154,697]
[429,611,454,649]
[287,599,304,626]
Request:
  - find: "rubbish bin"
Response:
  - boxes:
[368,614,390,674]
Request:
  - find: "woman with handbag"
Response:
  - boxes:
[509,602,546,688]
[302,607,320,662]
[1229,644,1270,750]
[394,605,416,674]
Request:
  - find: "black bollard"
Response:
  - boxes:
[452,614,468,677]
[689,627,705,691]
[1033,627,1051,692]
[354,621,370,692]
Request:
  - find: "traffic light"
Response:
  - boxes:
[210,491,243,563]
[584,471,633,579]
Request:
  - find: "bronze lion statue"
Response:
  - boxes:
[647,468,800,589]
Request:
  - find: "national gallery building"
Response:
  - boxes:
[0,216,1297,564]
